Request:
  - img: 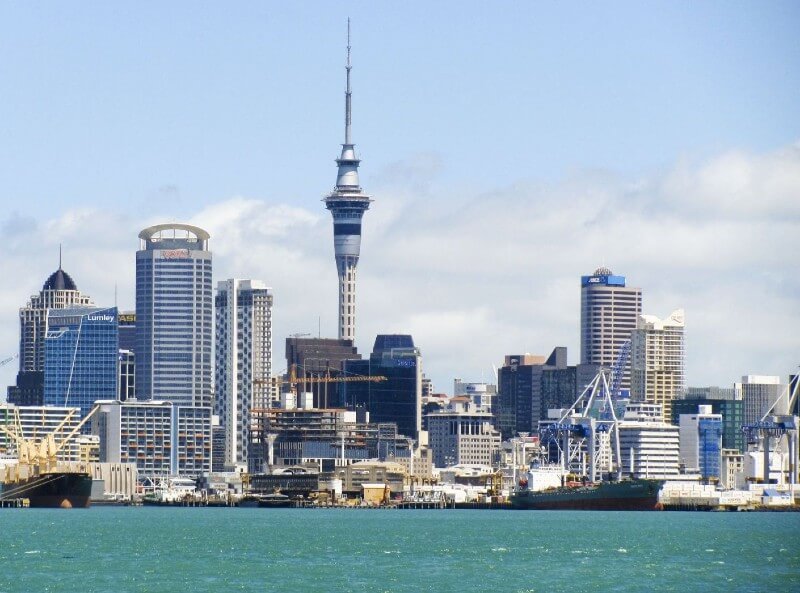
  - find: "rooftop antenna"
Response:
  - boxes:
[59,244,62,270]
[345,17,352,145]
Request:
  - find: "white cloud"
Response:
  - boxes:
[0,143,798,396]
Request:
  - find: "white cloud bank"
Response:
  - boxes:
[1,143,798,395]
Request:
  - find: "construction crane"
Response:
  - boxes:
[0,354,18,369]
[253,364,386,394]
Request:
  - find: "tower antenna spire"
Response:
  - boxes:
[59,244,62,270]
[345,17,352,145]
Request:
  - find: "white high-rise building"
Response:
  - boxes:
[618,403,680,479]
[631,309,685,424]
[580,267,642,391]
[214,279,273,470]
[679,405,723,479]
[735,375,787,426]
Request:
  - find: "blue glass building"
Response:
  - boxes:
[342,335,422,440]
[44,306,119,420]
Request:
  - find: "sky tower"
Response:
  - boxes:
[324,19,372,342]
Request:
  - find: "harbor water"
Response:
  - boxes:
[0,508,798,593]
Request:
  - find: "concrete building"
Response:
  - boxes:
[8,262,93,406]
[673,389,744,453]
[631,309,685,424]
[427,399,501,468]
[92,400,212,477]
[736,375,787,426]
[135,223,213,407]
[618,403,680,479]
[43,306,118,420]
[580,267,641,391]
[343,335,423,440]
[720,448,744,490]
[679,405,723,480]
[323,24,372,342]
[215,279,273,469]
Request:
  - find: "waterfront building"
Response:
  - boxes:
[285,337,361,409]
[323,23,373,342]
[679,405,723,480]
[135,224,213,407]
[720,448,744,490]
[43,306,118,420]
[8,262,93,406]
[427,399,501,468]
[249,404,411,474]
[618,403,680,479]
[92,400,212,477]
[0,404,86,462]
[673,389,744,453]
[735,375,787,426]
[631,309,685,424]
[580,267,641,391]
[342,335,422,440]
[215,279,273,469]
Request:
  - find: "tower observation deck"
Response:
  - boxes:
[323,19,372,342]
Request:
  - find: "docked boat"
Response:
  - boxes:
[257,493,293,508]
[0,469,93,508]
[510,478,664,511]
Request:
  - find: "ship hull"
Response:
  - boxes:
[1,472,93,509]
[511,479,663,511]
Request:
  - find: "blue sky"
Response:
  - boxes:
[0,2,799,394]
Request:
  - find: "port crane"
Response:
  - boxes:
[742,374,799,485]
[540,343,631,482]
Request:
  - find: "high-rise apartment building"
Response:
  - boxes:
[135,224,213,406]
[43,306,118,420]
[580,267,641,391]
[323,22,372,342]
[618,402,680,479]
[631,309,685,423]
[735,375,787,426]
[8,262,93,406]
[215,279,273,469]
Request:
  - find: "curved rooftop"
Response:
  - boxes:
[138,223,210,242]
[43,268,78,291]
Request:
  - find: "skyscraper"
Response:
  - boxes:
[215,279,273,470]
[8,260,94,406]
[631,309,685,423]
[323,21,372,342]
[580,267,642,391]
[735,375,787,426]
[44,306,119,420]
[135,224,213,407]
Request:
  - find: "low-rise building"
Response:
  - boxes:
[618,403,680,479]
[427,399,501,468]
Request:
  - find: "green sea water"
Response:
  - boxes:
[0,508,798,593]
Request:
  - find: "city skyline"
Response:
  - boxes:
[0,3,798,394]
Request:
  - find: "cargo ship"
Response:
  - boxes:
[510,479,664,511]
[0,469,93,508]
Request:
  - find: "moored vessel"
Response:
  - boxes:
[1,469,93,508]
[510,478,664,511]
